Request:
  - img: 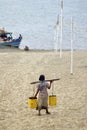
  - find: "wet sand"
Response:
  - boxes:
[0,49,87,130]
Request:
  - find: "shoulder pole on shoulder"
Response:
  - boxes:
[30,78,60,84]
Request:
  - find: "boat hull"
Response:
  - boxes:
[0,38,22,48]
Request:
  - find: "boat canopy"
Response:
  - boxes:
[0,29,12,35]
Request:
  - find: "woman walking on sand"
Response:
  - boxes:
[34,75,52,116]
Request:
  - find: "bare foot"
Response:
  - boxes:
[46,112,51,114]
[38,113,41,116]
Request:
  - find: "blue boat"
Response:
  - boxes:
[0,29,22,48]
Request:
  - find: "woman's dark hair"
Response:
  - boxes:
[39,75,45,81]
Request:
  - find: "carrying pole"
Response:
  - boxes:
[30,78,60,85]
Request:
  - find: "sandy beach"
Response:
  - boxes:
[0,48,87,130]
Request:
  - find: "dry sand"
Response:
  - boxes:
[0,48,87,130]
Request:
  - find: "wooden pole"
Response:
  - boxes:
[54,15,59,52]
[71,17,74,74]
[30,78,60,84]
[60,0,63,58]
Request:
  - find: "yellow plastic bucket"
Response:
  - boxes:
[49,95,57,106]
[28,97,37,108]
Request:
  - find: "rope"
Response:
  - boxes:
[51,82,54,95]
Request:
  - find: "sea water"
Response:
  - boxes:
[0,0,87,50]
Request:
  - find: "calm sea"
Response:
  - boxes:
[0,0,87,50]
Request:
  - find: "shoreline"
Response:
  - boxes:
[0,46,87,53]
